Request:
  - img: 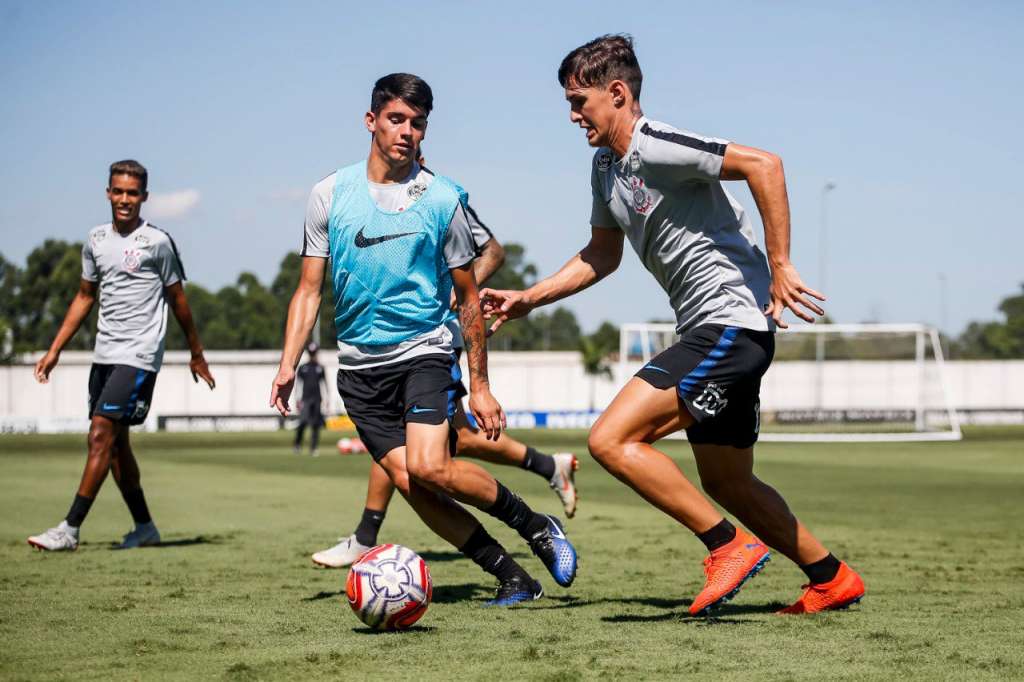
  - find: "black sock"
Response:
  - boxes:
[120,487,152,525]
[458,524,526,583]
[800,553,841,584]
[310,426,321,451]
[521,447,556,480]
[484,481,548,542]
[354,507,386,547]
[696,518,737,552]
[294,424,305,446]
[65,494,95,528]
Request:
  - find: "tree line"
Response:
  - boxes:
[0,240,621,362]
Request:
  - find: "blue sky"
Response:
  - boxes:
[2,1,1021,335]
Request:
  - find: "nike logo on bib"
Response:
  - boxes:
[354,227,417,248]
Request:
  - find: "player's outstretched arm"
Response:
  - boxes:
[166,282,215,389]
[481,226,623,335]
[720,143,825,328]
[271,257,325,416]
[473,237,506,286]
[451,263,506,441]
[34,278,97,384]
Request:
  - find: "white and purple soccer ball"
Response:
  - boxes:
[345,544,432,630]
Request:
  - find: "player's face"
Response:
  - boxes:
[106,174,147,226]
[565,84,617,148]
[366,98,428,165]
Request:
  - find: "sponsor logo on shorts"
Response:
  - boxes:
[753,398,761,435]
[596,152,612,172]
[132,400,149,420]
[122,248,143,272]
[409,405,436,414]
[692,382,728,417]
[101,402,121,411]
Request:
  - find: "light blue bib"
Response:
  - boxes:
[327,161,466,345]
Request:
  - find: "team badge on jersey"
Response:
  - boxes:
[596,152,612,172]
[630,177,653,214]
[122,248,143,272]
[407,182,428,202]
[91,229,107,246]
[134,233,150,246]
[629,150,641,172]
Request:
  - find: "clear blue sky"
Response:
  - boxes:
[2,1,1021,335]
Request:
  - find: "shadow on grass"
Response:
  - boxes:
[352,625,437,635]
[417,550,527,563]
[432,582,493,604]
[302,590,344,602]
[103,534,226,550]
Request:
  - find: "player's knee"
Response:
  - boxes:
[87,423,115,456]
[407,458,454,493]
[587,426,624,468]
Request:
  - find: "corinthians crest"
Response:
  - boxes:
[630,176,653,214]
[122,248,143,272]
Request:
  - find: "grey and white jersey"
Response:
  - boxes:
[301,163,484,369]
[590,116,773,333]
[81,220,185,372]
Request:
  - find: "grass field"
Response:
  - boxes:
[2,427,1024,680]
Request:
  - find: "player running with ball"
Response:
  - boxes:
[271,74,577,605]
[483,36,864,615]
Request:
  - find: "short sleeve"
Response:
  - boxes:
[641,124,728,183]
[156,235,185,286]
[302,175,333,258]
[590,155,618,228]
[464,201,494,252]
[444,201,478,270]
[81,240,98,282]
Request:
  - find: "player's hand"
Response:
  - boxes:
[270,366,296,417]
[190,353,216,389]
[34,351,59,384]
[767,261,825,328]
[468,388,506,441]
[479,288,535,336]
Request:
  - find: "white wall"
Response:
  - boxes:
[2,351,1023,431]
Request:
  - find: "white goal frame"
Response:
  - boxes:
[618,322,962,443]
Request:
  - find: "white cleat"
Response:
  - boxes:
[311,534,372,568]
[118,522,161,549]
[549,452,579,518]
[27,521,79,552]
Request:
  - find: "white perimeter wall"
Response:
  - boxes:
[2,351,1024,428]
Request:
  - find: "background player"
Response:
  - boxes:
[312,189,578,568]
[483,36,864,615]
[293,342,327,456]
[270,74,577,604]
[28,160,215,551]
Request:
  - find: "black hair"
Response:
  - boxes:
[558,34,642,99]
[108,159,148,191]
[370,73,433,115]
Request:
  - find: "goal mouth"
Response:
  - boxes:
[619,322,962,443]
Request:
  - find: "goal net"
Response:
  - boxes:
[618,323,962,442]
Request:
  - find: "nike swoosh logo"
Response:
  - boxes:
[548,519,565,539]
[354,227,417,248]
[101,403,121,410]
[409,406,436,414]
[643,364,670,375]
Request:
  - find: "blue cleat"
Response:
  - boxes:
[529,514,578,587]
[485,574,544,607]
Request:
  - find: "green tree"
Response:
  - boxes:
[13,240,96,353]
[953,284,1024,359]
[579,321,618,410]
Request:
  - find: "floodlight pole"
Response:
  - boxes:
[815,182,836,411]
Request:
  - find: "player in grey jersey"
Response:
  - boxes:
[483,35,864,615]
[28,160,215,552]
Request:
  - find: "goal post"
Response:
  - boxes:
[618,322,962,443]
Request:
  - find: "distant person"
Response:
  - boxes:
[28,160,215,552]
[483,35,864,614]
[293,343,327,456]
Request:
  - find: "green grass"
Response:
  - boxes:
[2,427,1024,680]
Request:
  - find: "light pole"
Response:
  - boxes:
[815,181,836,412]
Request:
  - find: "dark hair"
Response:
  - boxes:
[557,34,642,100]
[108,159,148,191]
[370,73,433,116]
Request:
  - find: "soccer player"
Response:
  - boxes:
[293,342,327,456]
[270,73,577,605]
[28,160,215,551]
[311,203,578,568]
[482,36,865,615]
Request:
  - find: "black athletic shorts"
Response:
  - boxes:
[88,363,158,426]
[635,324,774,448]
[336,353,467,462]
[298,401,325,428]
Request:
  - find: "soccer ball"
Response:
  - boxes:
[345,544,432,630]
[336,437,367,454]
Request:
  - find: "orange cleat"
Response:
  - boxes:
[688,529,770,616]
[777,561,865,615]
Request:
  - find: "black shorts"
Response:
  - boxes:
[635,324,774,449]
[336,353,467,461]
[88,363,158,426]
[298,400,325,427]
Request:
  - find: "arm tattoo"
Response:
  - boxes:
[459,299,489,387]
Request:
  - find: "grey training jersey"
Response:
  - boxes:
[81,221,185,372]
[590,116,773,334]
[302,163,487,369]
